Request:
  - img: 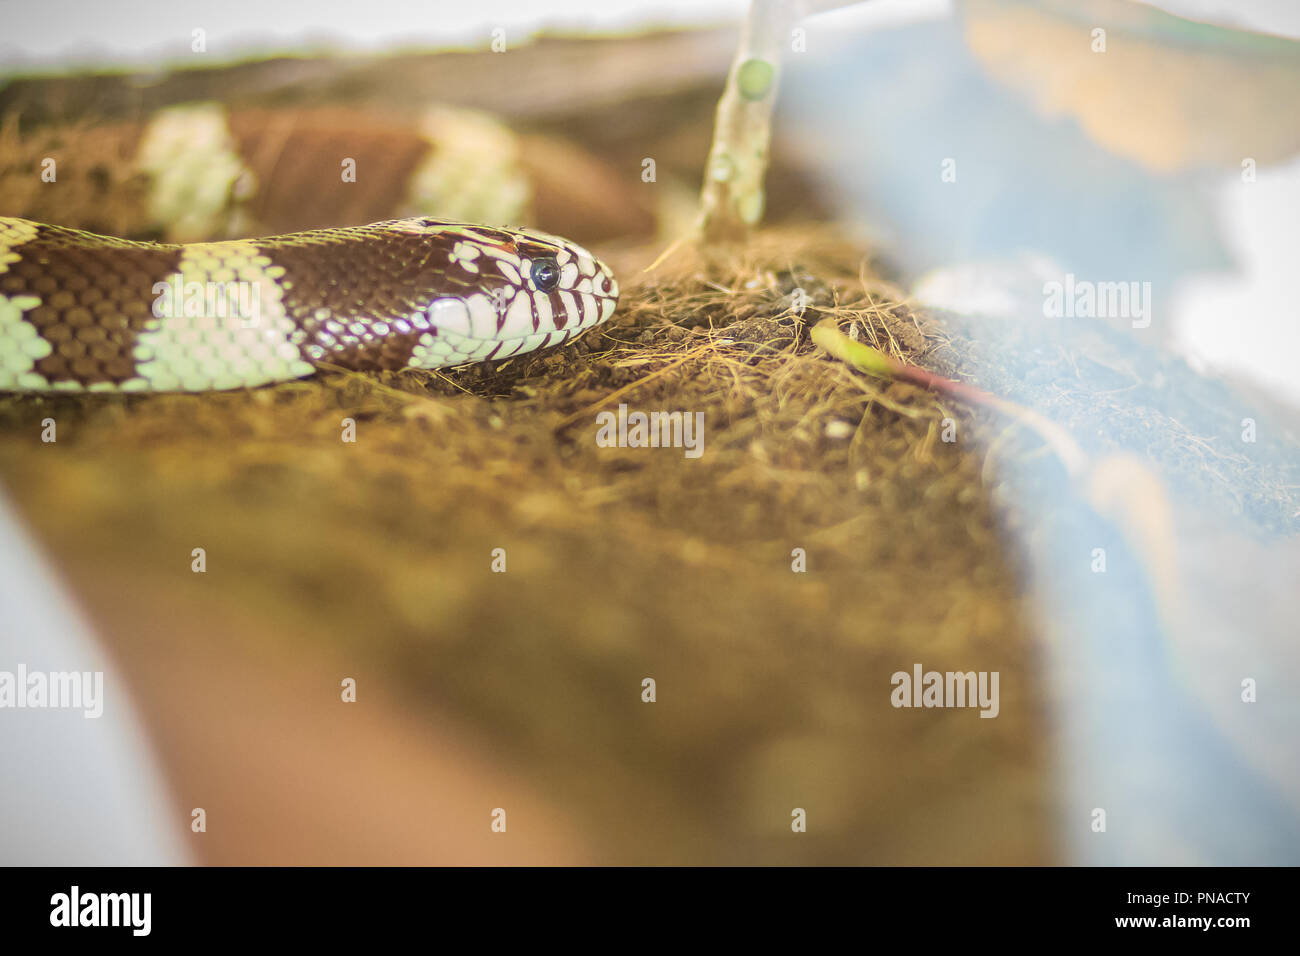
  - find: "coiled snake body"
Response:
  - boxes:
[0,215,619,392]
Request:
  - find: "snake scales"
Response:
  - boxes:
[0,105,620,393]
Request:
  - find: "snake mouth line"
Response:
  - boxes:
[409,292,616,368]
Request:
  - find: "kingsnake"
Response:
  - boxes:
[0,101,620,393]
[0,215,618,392]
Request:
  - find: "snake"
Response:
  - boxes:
[0,214,619,393]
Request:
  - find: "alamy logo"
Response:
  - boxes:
[50,886,151,936]
[595,403,705,459]
[1043,274,1151,328]
[890,663,999,718]
[0,666,103,718]
[152,277,262,327]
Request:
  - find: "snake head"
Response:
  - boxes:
[395,217,619,364]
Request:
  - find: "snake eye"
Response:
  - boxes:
[530,258,560,292]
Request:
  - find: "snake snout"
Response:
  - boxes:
[591,258,620,303]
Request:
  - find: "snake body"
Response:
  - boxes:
[0,215,618,392]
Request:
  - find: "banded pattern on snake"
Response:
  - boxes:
[0,215,619,393]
